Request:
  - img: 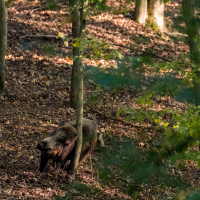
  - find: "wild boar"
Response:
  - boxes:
[37,118,97,172]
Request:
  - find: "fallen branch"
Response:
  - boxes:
[164,32,188,37]
[21,35,62,40]
[89,108,154,130]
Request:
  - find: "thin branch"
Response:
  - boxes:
[164,32,188,37]
[112,43,172,62]
[89,108,154,130]
[31,6,47,13]
[21,35,62,40]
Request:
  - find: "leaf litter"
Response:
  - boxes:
[0,0,198,199]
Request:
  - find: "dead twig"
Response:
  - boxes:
[31,6,47,13]
[37,86,64,100]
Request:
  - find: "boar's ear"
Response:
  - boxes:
[59,121,66,127]
[37,141,47,150]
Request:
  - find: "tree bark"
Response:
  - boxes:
[135,0,147,26]
[182,0,200,106]
[71,56,83,177]
[68,0,84,177]
[69,0,81,109]
[0,0,7,96]
[147,0,164,31]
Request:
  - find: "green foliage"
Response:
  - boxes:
[56,182,101,199]
[82,35,125,60]
[164,106,200,151]
[185,190,200,200]
[146,19,159,32]
[92,136,188,199]
[42,43,56,56]
[58,32,68,47]
[85,56,150,88]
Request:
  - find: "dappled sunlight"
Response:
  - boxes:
[1,0,199,199]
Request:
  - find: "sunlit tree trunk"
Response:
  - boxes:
[182,0,200,106]
[135,0,147,26]
[0,0,7,96]
[148,0,164,31]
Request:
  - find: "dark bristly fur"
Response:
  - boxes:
[37,118,97,172]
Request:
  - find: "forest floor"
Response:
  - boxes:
[0,0,199,199]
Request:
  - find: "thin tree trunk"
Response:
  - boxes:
[148,0,164,31]
[80,0,86,37]
[70,0,81,109]
[182,0,200,106]
[135,0,147,26]
[71,55,83,178]
[68,0,84,177]
[0,0,7,96]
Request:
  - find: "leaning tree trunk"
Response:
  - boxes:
[182,0,200,106]
[135,0,147,26]
[0,0,7,96]
[148,0,164,31]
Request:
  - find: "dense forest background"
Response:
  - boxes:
[0,0,200,199]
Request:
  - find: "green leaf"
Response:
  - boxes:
[146,99,152,106]
[105,54,111,60]
[116,109,122,117]
[87,35,93,39]
[125,115,132,123]
[64,41,68,47]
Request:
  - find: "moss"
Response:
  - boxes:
[146,16,160,33]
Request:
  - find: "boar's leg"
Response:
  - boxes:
[39,152,48,172]
[79,140,96,164]
[53,160,63,171]
[67,140,96,173]
[52,136,77,172]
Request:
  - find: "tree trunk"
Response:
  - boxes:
[71,56,83,178]
[183,0,200,105]
[0,0,7,96]
[135,0,147,26]
[147,0,164,31]
[70,0,81,109]
[68,0,84,177]
[182,0,200,106]
[80,0,86,37]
